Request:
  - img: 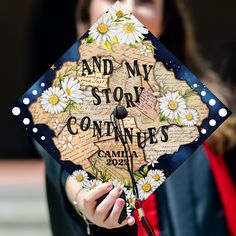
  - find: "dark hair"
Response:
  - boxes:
[160,0,210,77]
[76,0,236,154]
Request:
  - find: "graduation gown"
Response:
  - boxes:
[36,143,229,236]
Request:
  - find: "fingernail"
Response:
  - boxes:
[106,183,113,190]
[117,199,125,207]
[128,216,135,226]
[117,186,122,193]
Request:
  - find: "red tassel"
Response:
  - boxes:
[135,198,156,236]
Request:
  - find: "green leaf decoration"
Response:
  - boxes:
[139,171,145,176]
[150,46,155,55]
[52,79,60,87]
[64,71,74,77]
[58,73,63,82]
[129,43,137,48]
[143,166,149,176]
[134,172,144,180]
[182,88,198,99]
[89,160,99,179]
[104,40,113,51]
[176,115,183,126]
[123,178,133,187]
[124,16,131,20]
[63,103,71,112]
[71,103,81,113]
[111,36,119,44]
[143,41,157,55]
[160,113,168,121]
[63,65,79,77]
[98,170,111,182]
[86,35,95,43]
[92,160,97,169]
[114,19,124,23]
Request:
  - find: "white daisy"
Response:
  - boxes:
[108,1,130,19]
[180,108,199,127]
[52,119,64,131]
[72,170,89,183]
[82,179,103,191]
[126,203,132,216]
[58,135,73,151]
[61,76,85,104]
[147,156,159,167]
[137,177,158,200]
[125,189,136,208]
[117,15,148,45]
[89,15,117,44]
[140,45,152,57]
[159,91,187,120]
[148,170,166,187]
[40,87,67,114]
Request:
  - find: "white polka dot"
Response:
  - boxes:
[23,98,30,105]
[32,90,38,95]
[219,108,227,117]
[209,119,216,126]
[201,91,206,96]
[23,118,30,125]
[41,136,45,141]
[195,138,198,142]
[41,83,45,87]
[12,107,21,116]
[193,83,198,88]
[209,99,216,106]
[201,129,207,134]
[33,128,38,133]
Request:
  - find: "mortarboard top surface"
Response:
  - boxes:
[12,1,231,214]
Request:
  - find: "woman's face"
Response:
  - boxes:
[89,0,164,38]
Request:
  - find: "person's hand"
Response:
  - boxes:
[76,182,136,229]
[66,177,135,229]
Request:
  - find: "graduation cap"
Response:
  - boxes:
[11,1,231,235]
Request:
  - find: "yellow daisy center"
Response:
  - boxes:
[98,23,109,34]
[168,101,178,110]
[186,113,193,121]
[152,174,160,181]
[129,197,134,204]
[49,95,59,105]
[142,183,151,193]
[66,87,72,96]
[116,10,124,18]
[76,175,84,182]
[123,23,135,33]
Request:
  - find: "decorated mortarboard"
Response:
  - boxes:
[12,1,231,235]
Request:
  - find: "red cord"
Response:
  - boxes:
[135,198,156,236]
